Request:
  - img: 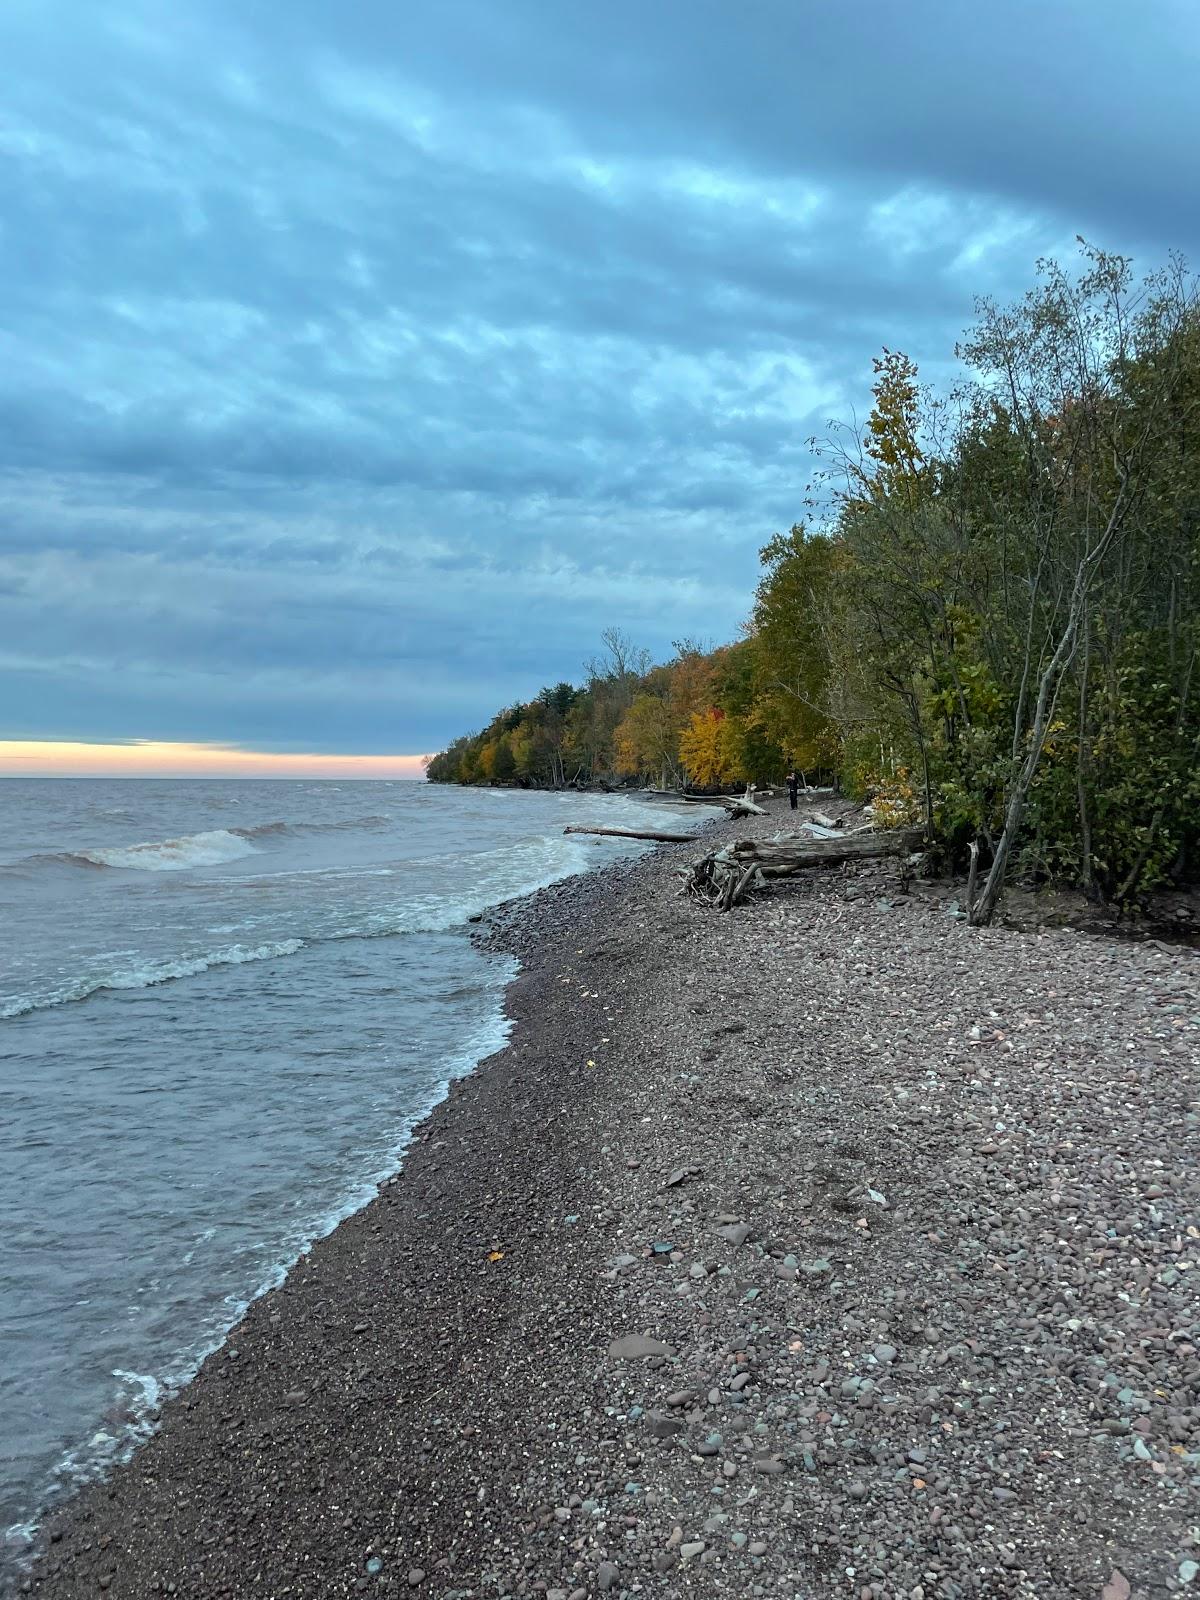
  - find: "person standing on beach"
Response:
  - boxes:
[786,770,799,810]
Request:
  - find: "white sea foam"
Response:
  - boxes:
[74,829,258,872]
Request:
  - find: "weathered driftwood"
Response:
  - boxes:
[673,792,767,818]
[684,829,924,910]
[565,824,700,844]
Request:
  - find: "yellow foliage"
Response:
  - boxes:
[867,765,920,827]
[862,349,927,508]
[614,694,674,778]
[679,709,726,786]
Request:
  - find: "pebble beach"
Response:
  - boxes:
[13,798,1200,1600]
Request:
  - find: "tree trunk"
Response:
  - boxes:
[1076,612,1095,897]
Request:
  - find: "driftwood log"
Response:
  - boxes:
[565,824,701,844]
[673,793,767,818]
[684,829,924,911]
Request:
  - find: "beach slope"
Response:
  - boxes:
[19,804,1199,1599]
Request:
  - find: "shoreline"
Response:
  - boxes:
[6,819,726,1594]
[12,799,1200,1598]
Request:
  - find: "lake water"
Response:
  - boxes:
[0,778,689,1551]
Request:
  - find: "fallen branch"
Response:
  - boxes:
[565,825,701,844]
[684,829,924,910]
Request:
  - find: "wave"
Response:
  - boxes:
[234,814,390,840]
[0,807,680,1022]
[6,816,396,878]
[68,829,258,873]
[0,940,304,1021]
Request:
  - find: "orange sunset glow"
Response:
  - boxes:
[0,741,429,779]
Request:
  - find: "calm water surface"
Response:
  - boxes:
[0,778,689,1549]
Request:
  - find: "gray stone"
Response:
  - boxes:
[608,1334,676,1361]
[597,1561,619,1593]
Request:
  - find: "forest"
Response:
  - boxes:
[426,246,1200,919]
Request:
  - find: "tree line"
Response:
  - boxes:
[427,245,1199,919]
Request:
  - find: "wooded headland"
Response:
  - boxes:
[428,246,1200,924]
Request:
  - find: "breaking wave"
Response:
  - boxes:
[67,830,258,872]
[11,817,398,877]
[0,940,304,1021]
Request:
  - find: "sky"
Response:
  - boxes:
[2,0,1198,776]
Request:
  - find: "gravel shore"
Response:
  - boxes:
[12,799,1200,1600]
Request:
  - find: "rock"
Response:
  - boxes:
[407,1571,425,1588]
[749,1540,768,1556]
[609,1334,676,1360]
[716,1222,755,1247]
[597,1560,619,1592]
[665,1390,696,1406]
[680,1541,706,1561]
[1100,1573,1131,1600]
[752,1456,785,1475]
[645,1409,684,1439]
[1181,1561,1199,1587]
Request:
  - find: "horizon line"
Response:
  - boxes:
[0,740,432,779]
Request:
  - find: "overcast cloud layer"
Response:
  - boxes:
[2,0,1197,756]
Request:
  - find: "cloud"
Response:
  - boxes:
[1,0,1196,756]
